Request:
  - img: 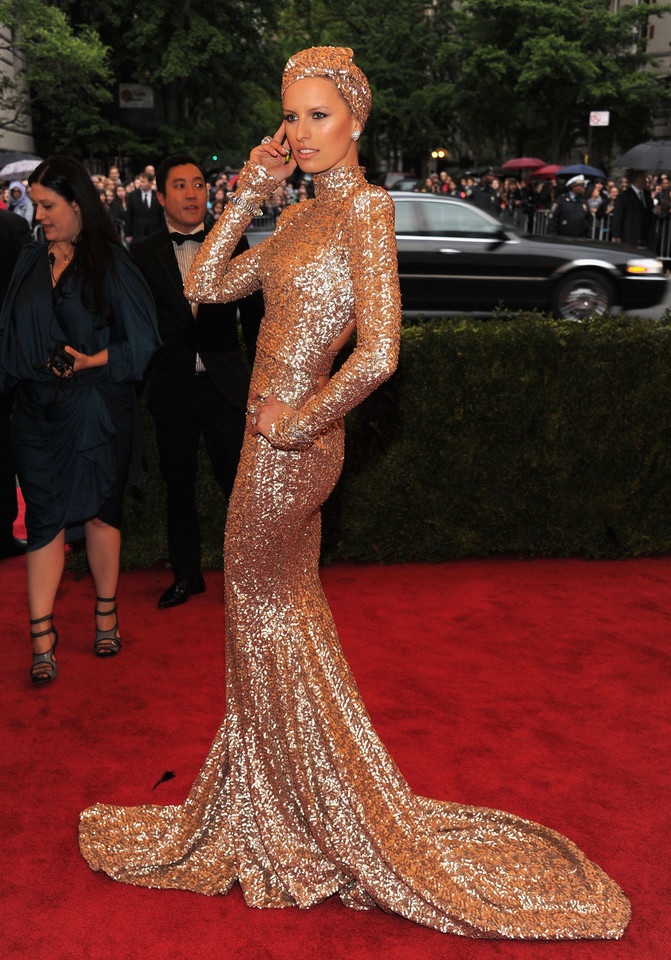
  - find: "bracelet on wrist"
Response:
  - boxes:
[230,194,264,217]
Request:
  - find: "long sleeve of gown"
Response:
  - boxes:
[184,162,278,306]
[269,187,402,450]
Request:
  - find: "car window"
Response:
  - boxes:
[394,200,421,234]
[422,200,501,238]
[394,197,503,238]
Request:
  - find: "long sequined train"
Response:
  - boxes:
[79,163,630,939]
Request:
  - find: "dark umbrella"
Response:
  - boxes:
[615,141,671,172]
[556,163,606,179]
[500,157,546,170]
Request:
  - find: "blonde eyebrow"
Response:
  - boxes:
[284,104,330,113]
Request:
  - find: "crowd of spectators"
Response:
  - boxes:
[5,159,671,256]
[0,160,323,246]
[415,169,557,227]
[415,167,671,232]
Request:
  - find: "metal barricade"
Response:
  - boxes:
[246,213,277,232]
[656,216,671,260]
[526,207,671,261]
[532,210,549,235]
[591,214,612,242]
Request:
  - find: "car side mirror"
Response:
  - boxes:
[487,227,509,249]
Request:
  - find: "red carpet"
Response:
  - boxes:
[1,552,669,960]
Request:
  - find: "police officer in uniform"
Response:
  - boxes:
[547,174,591,238]
[469,168,500,217]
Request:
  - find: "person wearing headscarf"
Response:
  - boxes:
[7,181,33,225]
[79,48,629,942]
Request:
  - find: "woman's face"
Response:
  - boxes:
[31,183,82,244]
[115,185,126,201]
[282,76,359,175]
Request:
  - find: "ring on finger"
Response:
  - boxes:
[256,393,268,403]
[251,415,258,426]
[261,137,272,144]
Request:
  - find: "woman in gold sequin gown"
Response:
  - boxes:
[79,47,630,940]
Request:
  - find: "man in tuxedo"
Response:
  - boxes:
[612,169,657,253]
[125,171,164,242]
[0,208,31,559]
[131,154,262,608]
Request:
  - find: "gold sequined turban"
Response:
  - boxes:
[281,46,372,129]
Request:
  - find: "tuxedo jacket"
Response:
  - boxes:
[0,208,31,307]
[612,186,656,251]
[125,189,165,239]
[131,228,262,415]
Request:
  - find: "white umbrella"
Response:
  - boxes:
[0,157,42,180]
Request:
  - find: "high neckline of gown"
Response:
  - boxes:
[313,165,368,201]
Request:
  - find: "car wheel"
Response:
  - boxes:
[552,270,615,320]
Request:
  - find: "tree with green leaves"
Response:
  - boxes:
[275,0,671,172]
[0,0,113,154]
[55,0,278,170]
[5,0,671,173]
[440,0,671,165]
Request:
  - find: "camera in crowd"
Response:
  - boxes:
[46,342,75,379]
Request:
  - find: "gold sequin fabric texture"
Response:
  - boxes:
[79,163,630,939]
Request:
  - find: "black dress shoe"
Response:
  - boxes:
[158,574,206,609]
[0,536,27,560]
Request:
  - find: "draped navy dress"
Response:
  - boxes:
[0,242,161,549]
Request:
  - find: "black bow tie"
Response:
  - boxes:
[171,230,205,245]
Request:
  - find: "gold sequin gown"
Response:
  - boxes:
[79,163,630,939]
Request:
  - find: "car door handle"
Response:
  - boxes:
[439,248,459,254]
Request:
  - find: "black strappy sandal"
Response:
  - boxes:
[30,614,58,684]
[94,595,122,658]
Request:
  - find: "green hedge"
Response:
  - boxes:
[116,312,671,570]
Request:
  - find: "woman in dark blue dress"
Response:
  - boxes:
[0,156,161,685]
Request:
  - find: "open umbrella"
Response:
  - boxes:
[530,164,562,179]
[0,151,42,166]
[0,157,42,180]
[615,141,671,172]
[501,157,546,170]
[556,163,606,179]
